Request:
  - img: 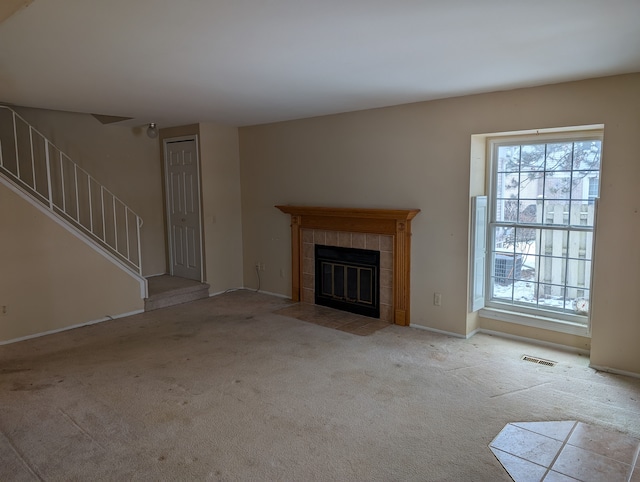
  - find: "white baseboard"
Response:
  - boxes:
[0,309,144,346]
[210,288,291,300]
[589,364,640,380]
[476,328,590,356]
[409,324,468,339]
[466,328,481,338]
[255,289,291,299]
[209,287,246,297]
[407,325,591,355]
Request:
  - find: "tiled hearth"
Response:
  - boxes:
[301,229,394,322]
[490,421,640,481]
[274,302,391,336]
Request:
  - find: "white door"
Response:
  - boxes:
[164,137,203,281]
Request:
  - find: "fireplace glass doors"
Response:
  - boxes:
[314,244,380,318]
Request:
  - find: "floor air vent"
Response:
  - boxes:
[521,355,557,367]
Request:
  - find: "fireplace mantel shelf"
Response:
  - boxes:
[275,205,420,221]
[276,205,420,326]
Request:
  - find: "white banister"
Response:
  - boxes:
[88,176,93,232]
[29,126,35,189]
[137,216,143,271]
[101,185,106,242]
[12,111,20,178]
[125,207,130,259]
[44,139,53,209]
[113,195,118,253]
[60,151,66,212]
[74,163,80,223]
[0,106,143,274]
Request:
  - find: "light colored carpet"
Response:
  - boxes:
[1,291,639,481]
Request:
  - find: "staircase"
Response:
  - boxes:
[0,106,144,278]
[0,105,217,340]
[145,275,210,311]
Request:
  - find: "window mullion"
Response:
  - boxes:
[534,227,541,310]
[563,230,570,311]
[491,222,592,233]
[542,143,548,225]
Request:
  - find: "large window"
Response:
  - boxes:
[487,132,602,325]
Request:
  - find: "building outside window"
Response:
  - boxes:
[486,132,602,326]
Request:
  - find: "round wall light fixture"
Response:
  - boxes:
[147,122,159,139]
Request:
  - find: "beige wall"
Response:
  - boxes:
[0,112,245,344]
[3,76,638,374]
[0,183,143,342]
[0,0,33,25]
[10,107,166,276]
[159,123,244,292]
[465,135,487,335]
[199,123,244,293]
[239,74,640,375]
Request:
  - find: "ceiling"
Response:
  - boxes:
[1,0,639,128]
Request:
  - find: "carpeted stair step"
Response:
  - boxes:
[144,276,210,311]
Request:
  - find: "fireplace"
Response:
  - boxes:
[276,206,420,326]
[315,245,380,318]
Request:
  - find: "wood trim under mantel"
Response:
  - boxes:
[276,205,420,326]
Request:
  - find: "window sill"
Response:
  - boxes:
[479,307,590,337]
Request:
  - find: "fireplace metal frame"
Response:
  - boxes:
[315,244,380,318]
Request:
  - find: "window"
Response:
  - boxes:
[587,177,599,203]
[486,132,602,326]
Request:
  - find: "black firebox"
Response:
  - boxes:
[314,244,380,318]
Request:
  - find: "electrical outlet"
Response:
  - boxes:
[1,305,6,315]
[434,293,442,306]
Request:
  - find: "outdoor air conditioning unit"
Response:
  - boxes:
[494,251,523,285]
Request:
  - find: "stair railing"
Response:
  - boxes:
[0,106,143,274]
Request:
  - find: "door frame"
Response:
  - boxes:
[162,135,205,282]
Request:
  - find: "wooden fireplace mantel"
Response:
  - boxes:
[276,205,420,326]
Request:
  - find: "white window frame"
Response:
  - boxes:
[479,129,603,337]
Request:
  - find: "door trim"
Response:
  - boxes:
[163,135,204,282]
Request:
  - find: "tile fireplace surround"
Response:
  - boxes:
[276,206,420,326]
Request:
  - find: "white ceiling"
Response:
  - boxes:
[1,0,639,127]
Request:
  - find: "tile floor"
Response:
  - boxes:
[490,421,640,482]
[274,302,391,336]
